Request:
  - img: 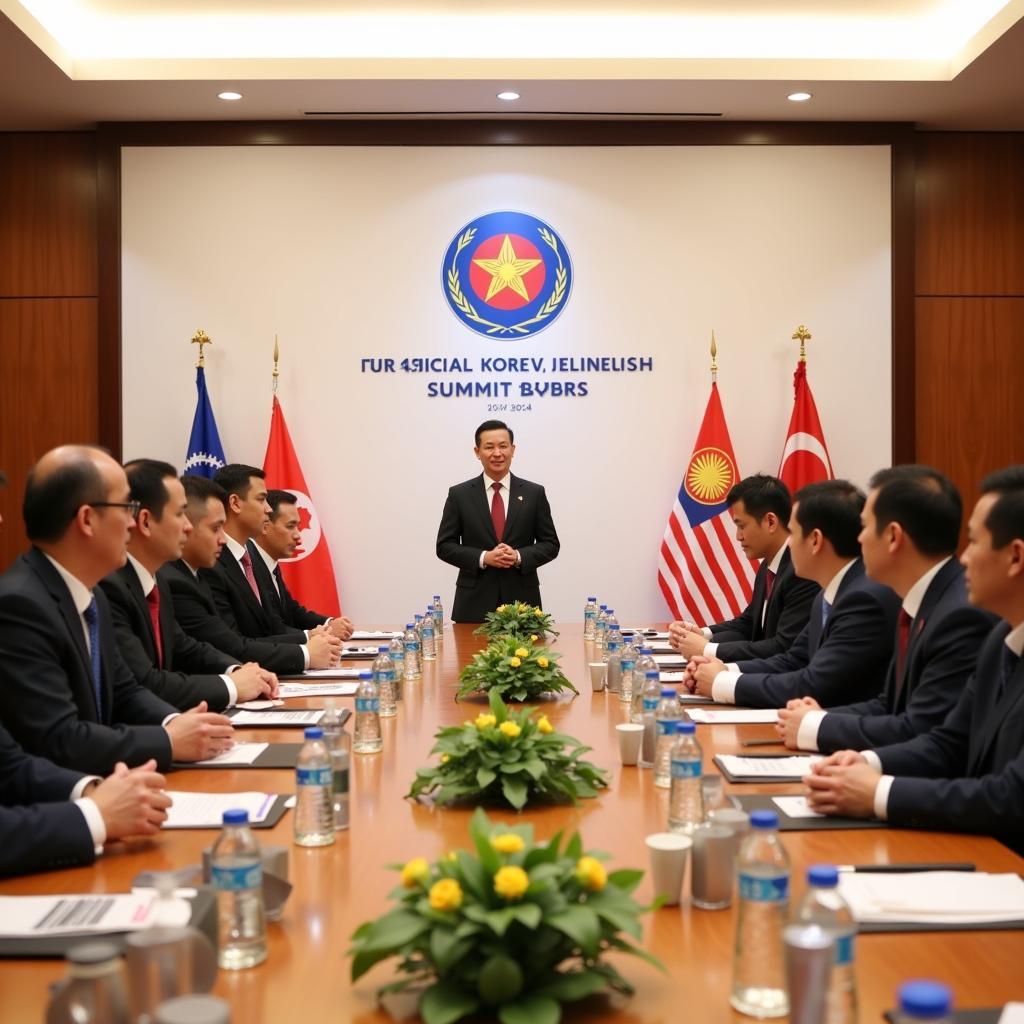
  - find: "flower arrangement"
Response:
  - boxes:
[349,808,662,1024]
[407,691,608,810]
[457,635,577,702]
[474,602,558,642]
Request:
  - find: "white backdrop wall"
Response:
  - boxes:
[121,144,891,624]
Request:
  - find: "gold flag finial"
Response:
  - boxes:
[191,329,211,368]
[792,324,812,363]
[272,335,280,393]
[710,330,718,382]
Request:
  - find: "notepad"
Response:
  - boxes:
[0,893,157,937]
[716,754,820,778]
[230,709,324,726]
[193,742,267,766]
[772,795,825,819]
[688,709,779,724]
[350,630,402,640]
[295,668,363,679]
[164,790,277,828]
[653,654,687,666]
[278,682,358,698]
[647,642,677,654]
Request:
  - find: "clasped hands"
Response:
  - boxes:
[668,619,711,660]
[680,654,727,696]
[483,544,519,569]
[802,750,880,818]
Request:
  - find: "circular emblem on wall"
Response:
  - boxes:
[442,211,573,339]
[685,447,737,505]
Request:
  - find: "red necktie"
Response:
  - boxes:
[764,568,777,602]
[490,481,506,541]
[145,587,164,668]
[895,608,912,681]
[240,550,262,605]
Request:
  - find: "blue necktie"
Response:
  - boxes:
[821,598,832,630]
[82,597,103,720]
[996,644,1020,702]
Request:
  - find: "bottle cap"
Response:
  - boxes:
[406,623,415,629]
[898,981,952,1018]
[676,720,696,734]
[600,604,607,609]
[434,595,441,600]
[304,727,324,740]
[641,646,653,654]
[749,810,779,830]
[154,995,231,1024]
[606,608,615,614]
[645,670,660,678]
[67,940,122,966]
[359,671,373,680]
[661,688,676,697]
[807,864,839,887]
[222,808,249,825]
[587,596,596,601]
[415,613,423,620]
[378,645,390,652]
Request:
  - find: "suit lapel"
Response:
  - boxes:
[894,560,959,706]
[121,564,159,663]
[247,541,283,615]
[221,547,265,619]
[970,651,1024,774]
[749,563,768,641]
[502,476,525,543]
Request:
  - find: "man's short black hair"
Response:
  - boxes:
[181,474,227,515]
[979,465,1024,550]
[868,465,961,557]
[23,447,108,543]
[267,489,298,519]
[793,480,866,558]
[474,420,514,447]
[727,474,792,526]
[125,459,178,520]
[214,464,265,500]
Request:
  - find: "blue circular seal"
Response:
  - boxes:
[441,211,572,340]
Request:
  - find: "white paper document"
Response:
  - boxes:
[622,629,670,640]
[716,754,821,778]
[231,709,324,726]
[350,630,402,640]
[772,796,825,819]
[838,871,1024,925]
[193,742,268,766]
[659,671,686,682]
[997,1004,1024,1024]
[285,668,362,680]
[0,893,157,937]
[647,642,677,654]
[340,646,380,658]
[688,709,779,725]
[278,682,359,698]
[164,790,278,828]
[235,699,285,710]
[653,654,687,666]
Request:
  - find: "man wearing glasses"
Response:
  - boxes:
[0,445,235,777]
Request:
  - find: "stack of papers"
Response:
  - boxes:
[688,709,779,724]
[193,742,267,766]
[772,796,825,819]
[659,671,686,682]
[350,630,402,641]
[278,682,358,698]
[653,654,687,667]
[340,646,380,659]
[716,754,821,778]
[164,790,278,828]
[295,668,363,679]
[622,629,670,640]
[647,642,677,654]
[0,893,163,937]
[231,709,324,726]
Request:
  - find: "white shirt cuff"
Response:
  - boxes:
[514,551,521,567]
[221,675,238,706]
[479,551,487,569]
[74,797,107,853]
[69,775,102,800]
[701,627,713,639]
[301,645,310,669]
[161,713,180,727]
[797,710,827,752]
[711,671,741,704]
[861,749,883,772]
[873,775,895,820]
[703,642,719,657]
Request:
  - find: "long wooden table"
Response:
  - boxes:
[3,624,1022,1021]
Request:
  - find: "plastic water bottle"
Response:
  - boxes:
[639,670,661,766]
[668,720,704,834]
[605,608,620,636]
[604,628,622,694]
[731,810,790,1018]
[896,982,952,1024]
[595,605,608,650]
[45,942,131,1024]
[620,632,638,704]
[319,700,350,831]
[583,596,598,640]
[354,671,383,753]
[632,647,658,722]
[374,646,397,717]
[414,613,424,643]
[211,809,267,970]
[432,595,444,645]
[422,610,437,662]
[294,727,334,847]
[388,635,405,699]
[796,865,858,1024]
[403,623,422,681]
[654,688,683,788]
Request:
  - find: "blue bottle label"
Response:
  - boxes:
[738,873,789,902]
[585,610,595,622]
[643,698,659,711]
[212,863,262,892]
[657,719,677,736]
[406,641,420,654]
[834,933,855,967]
[621,657,636,671]
[297,766,332,787]
[356,698,379,713]
[670,758,702,779]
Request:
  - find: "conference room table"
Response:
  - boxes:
[3,623,1023,1022]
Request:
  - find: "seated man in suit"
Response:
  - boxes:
[436,420,560,623]
[0,446,235,776]
[806,466,1024,855]
[164,475,337,675]
[669,474,819,662]
[100,459,278,712]
[252,489,353,639]
[778,465,993,751]
[685,480,901,709]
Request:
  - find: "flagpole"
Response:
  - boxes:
[710,330,718,384]
[272,335,280,395]
[191,329,211,367]
[792,324,811,363]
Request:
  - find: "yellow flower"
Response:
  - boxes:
[475,713,497,730]
[491,833,525,854]
[536,656,549,669]
[575,856,607,892]
[530,634,538,643]
[497,604,508,612]
[515,647,530,658]
[536,715,554,734]
[499,721,521,739]
[534,609,544,617]
[443,851,458,864]
[509,657,522,668]
[440,754,450,764]
[494,866,530,901]
[429,878,463,912]
[401,857,430,888]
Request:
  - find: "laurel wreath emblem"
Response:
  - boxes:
[447,226,568,337]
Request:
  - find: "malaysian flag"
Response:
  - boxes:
[658,381,756,624]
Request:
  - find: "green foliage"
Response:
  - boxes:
[457,635,577,702]
[473,602,558,642]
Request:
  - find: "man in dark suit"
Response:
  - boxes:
[807,466,1024,854]
[0,446,235,776]
[779,465,993,751]
[686,480,901,709]
[100,460,278,712]
[251,489,354,639]
[436,420,560,623]
[669,474,819,662]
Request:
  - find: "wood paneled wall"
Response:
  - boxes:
[0,134,98,570]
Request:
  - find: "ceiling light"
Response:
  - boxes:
[218,91,243,101]
[497,91,521,101]
[787,91,812,102]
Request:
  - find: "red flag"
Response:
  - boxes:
[778,361,834,494]
[658,382,756,625]
[262,396,341,617]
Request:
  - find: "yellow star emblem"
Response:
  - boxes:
[472,235,543,303]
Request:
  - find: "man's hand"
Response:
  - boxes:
[812,749,868,772]
[484,545,518,569]
[776,700,818,749]
[804,762,881,818]
[91,760,172,839]
[308,631,342,669]
[681,655,708,693]
[668,620,704,652]
[692,656,727,697]
[166,702,235,761]
[327,616,354,641]
[229,663,278,701]
[675,629,709,660]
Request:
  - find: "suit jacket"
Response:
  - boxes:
[815,560,995,752]
[436,474,560,623]
[876,621,1024,855]
[99,563,237,712]
[0,721,94,877]
[733,559,902,710]
[248,542,328,632]
[0,549,175,775]
[710,547,820,661]
[161,559,306,675]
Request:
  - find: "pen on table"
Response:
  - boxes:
[837,863,976,874]
[741,738,786,747]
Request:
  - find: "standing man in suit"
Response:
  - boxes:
[252,489,353,639]
[806,466,1024,855]
[778,465,993,751]
[0,446,235,776]
[100,460,278,711]
[685,480,901,709]
[669,474,819,662]
[436,420,560,623]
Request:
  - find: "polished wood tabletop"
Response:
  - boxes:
[3,623,1022,1022]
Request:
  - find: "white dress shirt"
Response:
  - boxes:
[478,473,521,569]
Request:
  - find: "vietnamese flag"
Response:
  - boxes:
[262,396,341,617]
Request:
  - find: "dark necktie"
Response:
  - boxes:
[895,608,913,681]
[240,550,262,605]
[82,597,103,720]
[273,565,284,599]
[146,587,164,668]
[764,568,777,602]
[821,598,832,629]
[996,644,1020,702]
[490,481,506,541]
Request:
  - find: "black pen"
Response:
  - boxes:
[837,863,976,874]
[741,738,786,747]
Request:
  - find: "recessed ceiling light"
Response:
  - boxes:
[787,91,812,102]
[218,91,243,101]
[497,91,521,101]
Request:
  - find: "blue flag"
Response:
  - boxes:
[183,366,227,478]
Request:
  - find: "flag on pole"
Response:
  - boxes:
[658,381,756,625]
[183,365,227,478]
[778,328,833,493]
[262,395,341,617]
